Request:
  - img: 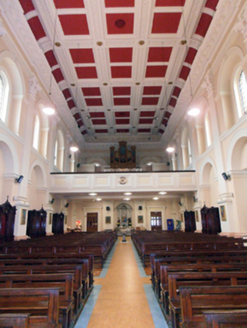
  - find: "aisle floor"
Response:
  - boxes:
[75,238,168,328]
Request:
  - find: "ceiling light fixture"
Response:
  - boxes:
[43,106,55,115]
[188,108,200,116]
[153,197,159,200]
[166,147,174,153]
[89,193,97,196]
[124,192,132,196]
[96,198,102,201]
[159,191,167,195]
[70,146,78,152]
[124,198,130,201]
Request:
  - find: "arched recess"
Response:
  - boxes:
[54,129,65,172]
[226,129,247,231]
[33,99,49,158]
[181,127,190,169]
[0,134,19,201]
[27,160,47,209]
[217,46,245,130]
[199,157,219,207]
[0,50,25,134]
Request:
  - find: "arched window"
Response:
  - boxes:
[54,140,58,166]
[33,115,40,150]
[239,70,247,114]
[188,139,192,165]
[0,72,9,122]
[205,112,212,147]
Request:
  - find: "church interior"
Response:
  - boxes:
[0,0,247,327]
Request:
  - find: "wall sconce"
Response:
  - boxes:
[222,172,231,181]
[77,164,80,168]
[106,206,110,211]
[179,201,183,206]
[65,203,69,208]
[15,175,24,183]
[50,198,55,204]
[193,196,198,203]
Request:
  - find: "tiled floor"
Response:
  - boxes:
[75,237,168,328]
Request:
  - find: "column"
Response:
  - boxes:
[181,145,189,169]
[40,127,49,158]
[9,95,23,135]
[195,125,205,155]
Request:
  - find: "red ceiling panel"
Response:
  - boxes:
[159,129,164,134]
[68,99,76,109]
[28,16,46,40]
[164,111,172,119]
[116,119,129,124]
[70,49,95,64]
[115,112,130,117]
[76,67,98,79]
[105,0,135,7]
[19,0,35,14]
[109,48,133,63]
[77,120,83,127]
[114,98,131,106]
[62,88,72,100]
[162,118,168,125]
[90,112,105,118]
[59,14,89,35]
[205,0,219,10]
[111,66,132,78]
[92,119,106,125]
[95,129,108,133]
[179,66,191,81]
[81,130,87,135]
[143,86,162,95]
[85,98,103,106]
[73,113,81,120]
[113,87,131,96]
[185,47,198,65]
[140,111,155,117]
[146,66,167,78]
[116,129,129,133]
[152,13,182,34]
[173,86,181,98]
[195,13,213,38]
[82,87,101,97]
[148,47,172,62]
[155,0,185,6]
[138,128,151,133]
[169,97,177,107]
[142,98,159,105]
[139,118,153,124]
[106,13,134,34]
[52,68,64,83]
[45,50,58,68]
[54,0,85,8]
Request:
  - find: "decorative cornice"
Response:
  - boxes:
[201,72,215,97]
[29,76,41,99]
[234,5,247,43]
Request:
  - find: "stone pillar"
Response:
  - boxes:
[10,95,23,135]
[181,145,189,169]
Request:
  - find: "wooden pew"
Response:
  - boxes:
[168,271,247,328]
[179,286,247,328]
[0,313,29,328]
[203,310,247,328]
[0,264,83,316]
[0,287,61,328]
[0,274,74,328]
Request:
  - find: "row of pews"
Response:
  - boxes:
[0,230,117,328]
[132,230,247,327]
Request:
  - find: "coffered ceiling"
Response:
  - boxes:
[16,0,220,147]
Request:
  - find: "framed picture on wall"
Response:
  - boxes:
[49,213,52,225]
[20,209,26,225]
[105,216,111,224]
[195,210,199,222]
[220,205,227,221]
[138,215,143,224]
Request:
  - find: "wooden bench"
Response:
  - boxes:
[0,287,61,328]
[203,310,247,328]
[0,313,30,327]
[168,271,247,328]
[179,286,247,328]
[0,274,74,328]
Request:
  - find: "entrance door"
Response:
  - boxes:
[87,213,98,232]
[150,212,162,231]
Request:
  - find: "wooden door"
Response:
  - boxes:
[87,213,98,232]
[150,212,162,231]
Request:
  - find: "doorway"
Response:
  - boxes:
[87,213,98,232]
[150,212,162,231]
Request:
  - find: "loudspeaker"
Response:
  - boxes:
[138,206,142,211]
[106,206,110,211]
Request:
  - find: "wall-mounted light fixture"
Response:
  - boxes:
[179,201,183,206]
[15,175,24,183]
[222,172,231,181]
[193,196,198,202]
[65,203,69,208]
[50,198,55,204]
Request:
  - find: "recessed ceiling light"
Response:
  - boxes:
[103,83,108,86]
[124,198,130,201]
[70,146,78,152]
[139,40,145,45]
[181,40,187,45]
[159,192,167,195]
[166,147,174,153]
[188,108,200,116]
[70,83,75,87]
[43,107,55,115]
[55,42,61,47]
[124,192,132,196]
[168,81,173,85]
[97,41,103,46]
[153,197,159,200]
[89,193,97,196]
[136,82,140,85]
[96,198,102,201]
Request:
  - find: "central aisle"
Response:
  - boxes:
[87,238,156,328]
